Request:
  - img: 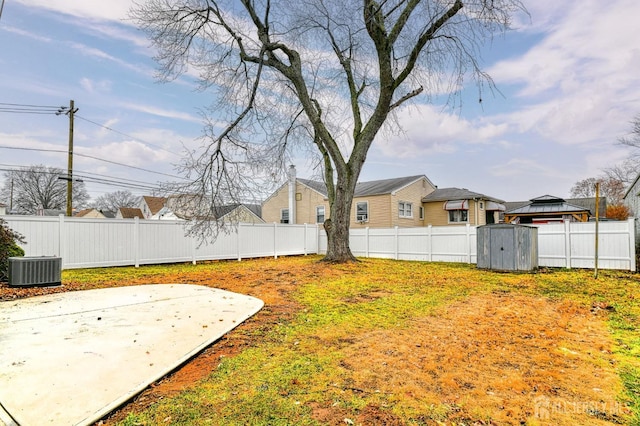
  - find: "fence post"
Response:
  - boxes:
[134,217,140,268]
[466,223,472,264]
[237,223,242,261]
[273,222,278,259]
[304,223,308,255]
[426,225,432,262]
[191,232,197,265]
[58,214,65,268]
[629,218,636,271]
[564,220,571,269]
[365,226,370,258]
[394,226,399,260]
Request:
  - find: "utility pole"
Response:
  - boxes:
[58,100,78,216]
[594,181,600,279]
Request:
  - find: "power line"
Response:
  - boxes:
[0,145,186,180]
[75,114,182,156]
[0,104,184,157]
[0,102,67,115]
[0,165,166,193]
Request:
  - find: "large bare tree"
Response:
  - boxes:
[132,0,525,262]
[0,165,90,214]
[92,190,140,212]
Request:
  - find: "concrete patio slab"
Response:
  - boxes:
[0,284,264,426]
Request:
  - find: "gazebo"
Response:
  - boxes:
[504,195,590,224]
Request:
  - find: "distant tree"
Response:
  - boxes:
[619,114,640,154]
[606,204,631,220]
[603,158,638,186]
[0,165,90,214]
[607,114,640,185]
[570,176,625,205]
[132,0,526,263]
[92,190,139,212]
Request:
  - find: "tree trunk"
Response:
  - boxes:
[322,173,357,262]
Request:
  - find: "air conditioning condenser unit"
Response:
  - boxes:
[8,256,62,287]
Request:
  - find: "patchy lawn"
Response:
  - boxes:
[2,256,639,425]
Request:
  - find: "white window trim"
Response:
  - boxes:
[398,201,413,218]
[355,201,369,223]
[448,209,468,224]
[316,205,325,224]
[280,208,289,224]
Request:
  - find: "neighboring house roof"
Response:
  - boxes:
[355,175,432,197]
[119,207,145,219]
[298,178,329,197]
[295,175,433,199]
[213,203,263,221]
[245,204,262,218]
[143,196,167,215]
[74,208,105,218]
[101,210,116,219]
[0,202,6,207]
[505,195,590,215]
[422,187,505,204]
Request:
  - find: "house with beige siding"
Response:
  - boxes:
[262,167,437,227]
[422,188,506,226]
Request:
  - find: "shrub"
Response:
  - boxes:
[0,218,26,282]
[606,204,632,220]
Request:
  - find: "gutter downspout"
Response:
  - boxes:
[288,165,297,225]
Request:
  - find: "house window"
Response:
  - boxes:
[399,201,413,218]
[448,209,468,223]
[280,208,289,224]
[356,201,368,222]
[316,206,325,223]
[479,201,484,209]
[419,206,424,220]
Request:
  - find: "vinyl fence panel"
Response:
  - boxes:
[3,216,634,271]
[319,219,635,271]
[3,216,319,270]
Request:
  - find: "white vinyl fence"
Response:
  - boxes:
[3,215,319,270]
[3,216,636,271]
[318,219,636,271]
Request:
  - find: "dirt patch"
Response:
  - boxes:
[341,293,626,425]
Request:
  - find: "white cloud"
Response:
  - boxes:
[120,102,202,124]
[12,0,133,22]
[489,158,561,178]
[77,140,172,170]
[80,78,112,94]
[375,104,509,158]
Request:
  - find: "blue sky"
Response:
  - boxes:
[1,0,639,205]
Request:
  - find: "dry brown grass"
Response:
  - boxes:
[342,294,624,424]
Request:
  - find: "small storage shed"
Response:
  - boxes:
[477,224,538,271]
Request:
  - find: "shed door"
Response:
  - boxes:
[490,227,515,270]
